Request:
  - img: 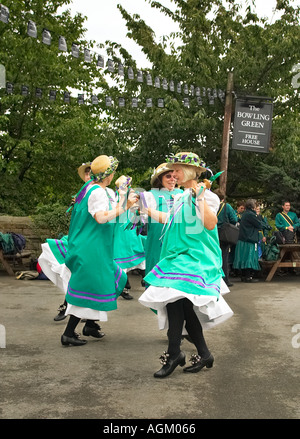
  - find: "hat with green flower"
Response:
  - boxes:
[90,155,119,182]
[166,152,207,174]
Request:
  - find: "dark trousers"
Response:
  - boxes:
[166,298,210,359]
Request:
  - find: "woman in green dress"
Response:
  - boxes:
[113,175,146,299]
[139,152,233,378]
[61,155,138,346]
[143,163,183,283]
[233,199,262,283]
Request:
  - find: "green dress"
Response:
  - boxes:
[65,184,127,312]
[144,188,182,277]
[139,189,233,330]
[113,201,146,271]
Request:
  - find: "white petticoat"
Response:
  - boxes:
[138,282,233,332]
[38,243,109,321]
[38,243,70,294]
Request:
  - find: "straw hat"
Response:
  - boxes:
[166,152,207,174]
[90,155,119,182]
[77,162,92,182]
[115,175,132,189]
[150,163,171,186]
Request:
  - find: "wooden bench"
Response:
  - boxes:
[261,244,300,281]
[0,249,32,276]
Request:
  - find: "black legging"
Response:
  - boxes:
[63,316,98,337]
[167,298,210,359]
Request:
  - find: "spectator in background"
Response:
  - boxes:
[233,199,262,283]
[275,200,300,244]
[256,205,272,258]
[214,188,238,288]
[235,201,245,223]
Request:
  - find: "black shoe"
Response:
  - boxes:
[226,282,234,287]
[183,353,214,373]
[83,323,105,339]
[154,351,186,378]
[245,277,259,283]
[121,289,133,300]
[61,333,87,346]
[54,304,67,321]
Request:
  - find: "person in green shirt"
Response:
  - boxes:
[275,200,300,244]
[233,199,262,282]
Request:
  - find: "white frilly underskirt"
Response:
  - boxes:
[38,243,108,321]
[138,280,233,332]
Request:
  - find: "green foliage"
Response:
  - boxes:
[31,202,71,239]
[0,0,299,217]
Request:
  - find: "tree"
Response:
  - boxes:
[103,0,300,205]
[0,0,115,214]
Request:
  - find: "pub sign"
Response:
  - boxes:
[232,97,273,153]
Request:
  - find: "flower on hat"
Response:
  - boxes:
[166,152,206,169]
[91,155,119,182]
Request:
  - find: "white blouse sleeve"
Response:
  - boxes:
[204,190,220,215]
[88,187,110,217]
[143,191,157,209]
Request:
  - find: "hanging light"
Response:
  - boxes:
[91,95,98,105]
[42,29,51,45]
[105,96,112,107]
[6,82,13,94]
[71,43,79,58]
[0,4,9,23]
[128,67,134,80]
[132,98,138,108]
[146,98,153,108]
[169,80,174,92]
[78,94,84,104]
[35,88,42,98]
[49,90,56,101]
[27,20,37,38]
[183,98,190,108]
[84,48,91,63]
[158,98,164,108]
[97,55,104,67]
[107,59,114,72]
[58,36,67,51]
[137,71,143,83]
[118,97,125,107]
[154,77,160,88]
[0,63,5,88]
[162,78,168,90]
[146,73,152,86]
[64,92,70,103]
[118,63,124,76]
[21,85,29,96]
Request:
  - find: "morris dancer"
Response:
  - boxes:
[139,152,233,378]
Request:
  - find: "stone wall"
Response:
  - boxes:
[0,216,49,260]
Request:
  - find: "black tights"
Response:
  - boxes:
[63,316,97,337]
[167,298,210,359]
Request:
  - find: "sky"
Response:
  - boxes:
[61,0,292,68]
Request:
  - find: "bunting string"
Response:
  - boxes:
[0,3,227,108]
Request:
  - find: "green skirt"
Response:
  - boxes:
[233,240,261,271]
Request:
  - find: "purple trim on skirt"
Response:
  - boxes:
[67,285,116,303]
[55,239,66,259]
[151,265,220,293]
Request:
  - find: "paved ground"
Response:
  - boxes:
[0,270,299,420]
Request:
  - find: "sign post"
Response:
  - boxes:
[232,96,273,153]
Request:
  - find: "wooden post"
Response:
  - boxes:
[220,71,234,194]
